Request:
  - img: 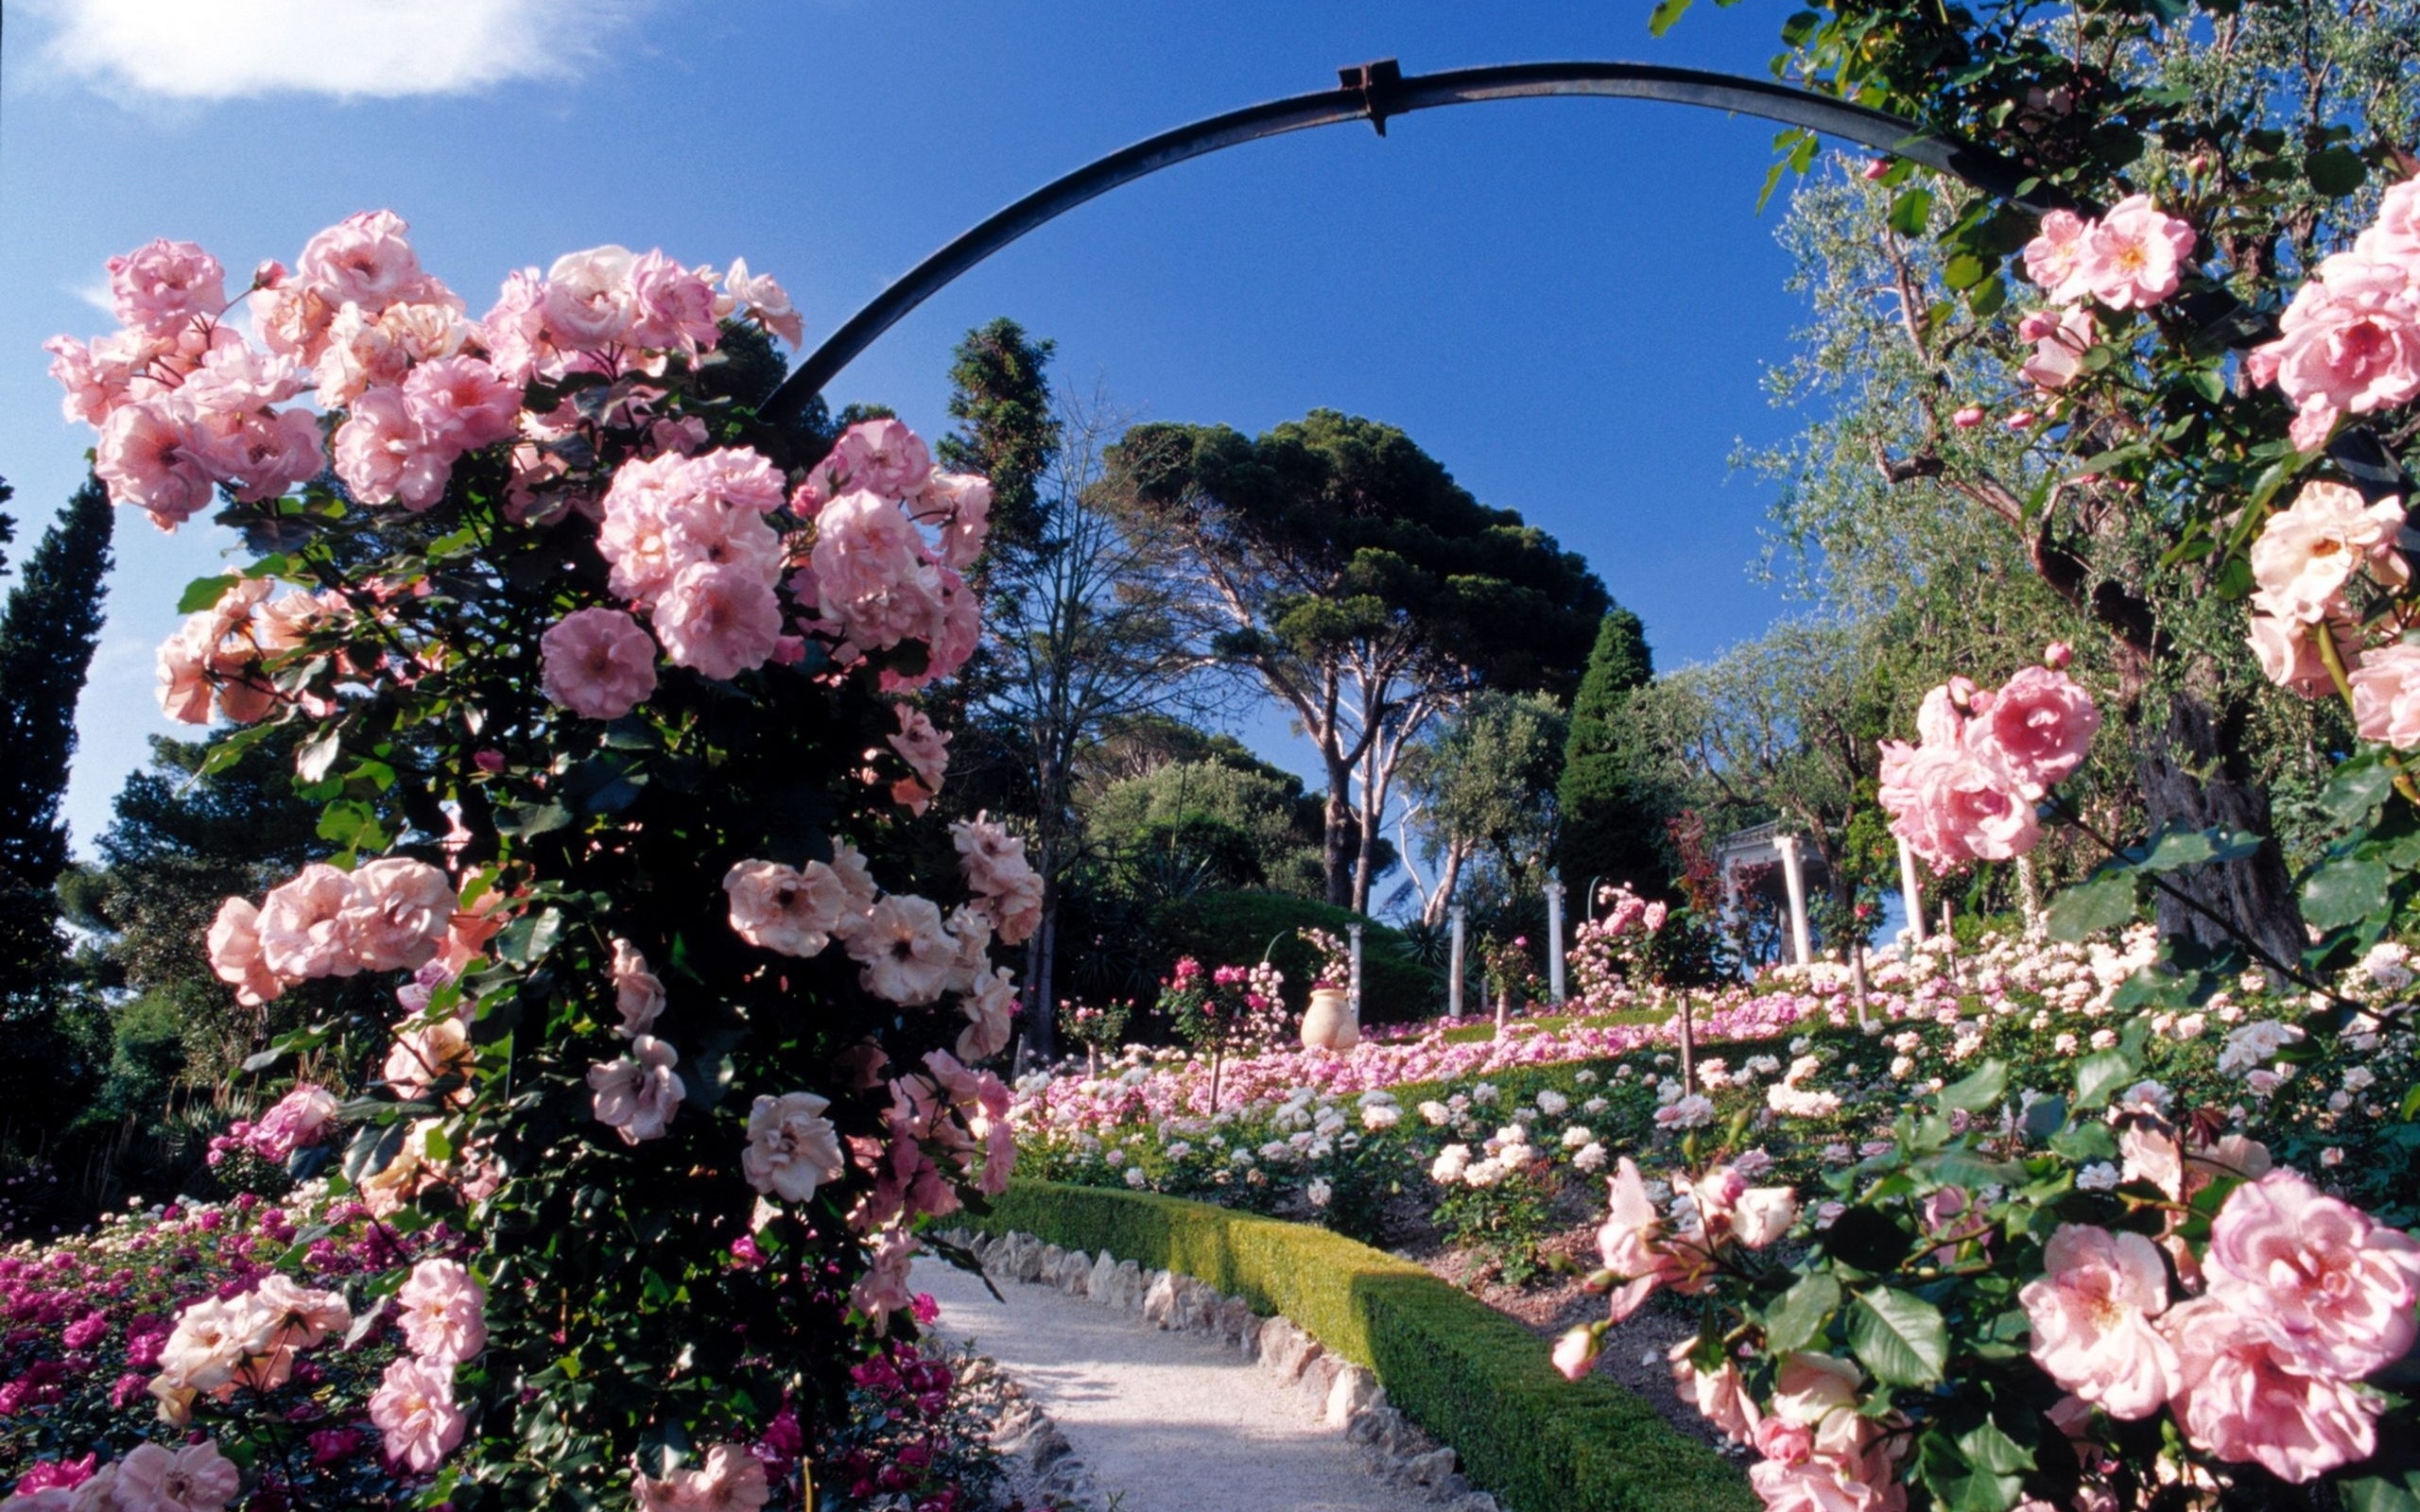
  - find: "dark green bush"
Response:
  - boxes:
[1153,890,1438,1024]
[968,1181,1753,1512]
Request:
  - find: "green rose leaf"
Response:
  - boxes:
[2047,871,2136,941]
[1937,1058,2007,1114]
[1764,1273,1842,1355]
[1848,1286,1948,1387]
[2302,854,2391,932]
[2071,1048,2137,1111]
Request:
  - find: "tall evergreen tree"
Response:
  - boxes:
[936,318,1060,561]
[0,476,114,995]
[1554,606,1667,904]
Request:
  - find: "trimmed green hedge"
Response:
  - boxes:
[967,1181,1753,1512]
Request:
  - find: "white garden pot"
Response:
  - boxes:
[1300,986,1359,1051]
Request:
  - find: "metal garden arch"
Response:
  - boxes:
[758,58,2064,424]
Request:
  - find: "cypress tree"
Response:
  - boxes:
[1555,606,1667,902]
[936,318,1060,561]
[0,476,115,994]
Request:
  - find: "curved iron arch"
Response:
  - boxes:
[761,58,2063,423]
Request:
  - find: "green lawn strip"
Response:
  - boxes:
[963,1181,1754,1512]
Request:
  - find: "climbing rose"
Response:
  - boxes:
[206,897,285,1006]
[400,353,518,455]
[338,857,456,972]
[2349,642,2420,749]
[542,244,638,351]
[1552,1326,1600,1382]
[1877,739,2040,868]
[1597,1157,1683,1322]
[297,210,435,312]
[741,1091,848,1202]
[2163,1297,2379,1482]
[953,815,1042,944]
[110,238,228,337]
[824,417,931,498]
[2248,250,2420,452]
[539,607,660,719]
[2201,1170,2420,1380]
[1966,666,2100,799]
[723,256,804,345]
[652,559,783,680]
[847,893,958,1005]
[2076,194,2196,309]
[248,1085,339,1161]
[97,399,218,529]
[370,1356,466,1473]
[2248,481,2407,625]
[588,1036,684,1143]
[888,704,951,813]
[2247,612,2355,699]
[2019,1225,2178,1419]
[2018,305,2096,390]
[723,859,849,957]
[611,938,666,1037]
[2022,210,2095,303]
[384,1017,473,1104]
[257,863,362,980]
[395,1259,488,1366]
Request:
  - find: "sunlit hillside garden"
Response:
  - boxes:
[0,1,2417,1511]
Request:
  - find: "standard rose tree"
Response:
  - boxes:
[37,215,1020,1508]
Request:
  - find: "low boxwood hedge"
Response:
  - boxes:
[964,1181,1754,1512]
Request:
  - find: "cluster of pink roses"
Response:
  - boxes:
[205,1084,340,1169]
[2013,195,2196,396]
[631,1444,770,1512]
[1558,1156,1797,1375]
[2246,178,2420,453]
[154,575,345,728]
[147,1274,351,1426]
[204,857,463,1008]
[365,1259,487,1475]
[2021,1155,2420,1483]
[1877,654,2101,869]
[0,1440,243,1510]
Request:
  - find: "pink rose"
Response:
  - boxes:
[339,857,456,971]
[632,1443,769,1512]
[845,894,958,1005]
[2076,195,2196,310]
[2251,252,2420,451]
[742,1091,848,1203]
[824,418,932,499]
[2163,1297,2380,1481]
[810,487,926,610]
[959,966,1019,1062]
[2022,209,2095,303]
[952,815,1043,944]
[1595,1158,1685,1322]
[610,939,666,1038]
[108,238,227,338]
[45,334,134,427]
[206,897,285,1007]
[369,1356,465,1473]
[540,607,659,720]
[2018,305,2096,390]
[723,257,804,345]
[249,1086,338,1161]
[2202,1169,2420,1380]
[181,342,305,416]
[103,1439,240,1512]
[96,399,218,527]
[2019,1224,2178,1418]
[542,245,637,352]
[888,705,951,812]
[395,1258,487,1366]
[2245,612,2356,699]
[332,387,449,511]
[1668,1338,1757,1443]
[258,864,362,980]
[588,1036,684,1143]
[652,560,783,680]
[1877,739,2039,868]
[1551,1325,1600,1382]
[298,211,435,312]
[850,1228,919,1323]
[401,354,519,455]
[625,250,722,356]
[1967,665,2100,799]
[723,858,849,957]
[195,406,323,505]
[384,1018,472,1104]
[2250,480,2408,624]
[922,472,994,568]
[2349,642,2420,749]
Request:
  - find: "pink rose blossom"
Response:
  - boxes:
[851,1228,919,1324]
[2202,1169,2420,1379]
[846,894,958,1005]
[206,897,285,1006]
[181,341,304,415]
[395,1259,487,1366]
[1966,665,2100,799]
[2246,612,2357,698]
[104,1439,240,1512]
[723,859,849,957]
[922,472,994,568]
[1877,739,2040,868]
[401,354,519,455]
[888,705,951,813]
[742,1091,848,1203]
[959,966,1019,1062]
[611,938,666,1037]
[108,239,227,338]
[384,1018,473,1104]
[97,399,219,527]
[249,1086,339,1161]
[258,863,362,980]
[2249,480,2408,624]
[540,607,660,719]
[1551,1325,1600,1382]
[2349,642,2420,749]
[197,406,323,505]
[1596,1157,1685,1322]
[339,857,456,971]
[2019,1224,2178,1419]
[2076,195,2196,310]
[652,560,783,680]
[723,257,804,345]
[2249,252,2420,451]
[332,387,449,511]
[542,245,637,352]
[2022,210,2095,303]
[479,267,551,386]
[824,419,932,499]
[588,1036,684,1143]
[2164,1297,2380,1481]
[298,211,435,312]
[633,1443,770,1512]
[626,249,722,356]
[369,1356,465,1473]
[2018,304,2097,390]
[953,815,1043,944]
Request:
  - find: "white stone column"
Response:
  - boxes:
[1776,833,1813,967]
[1447,905,1467,1019]
[1896,835,1927,947]
[1544,876,1567,1005]
[1347,922,1364,1021]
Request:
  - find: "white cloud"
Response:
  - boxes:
[31,0,652,101]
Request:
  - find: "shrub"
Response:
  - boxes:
[968,1181,1753,1512]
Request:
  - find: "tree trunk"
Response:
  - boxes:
[2134,687,2306,969]
[1425,844,1467,927]
[1322,751,1354,908]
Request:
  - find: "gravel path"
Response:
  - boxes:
[910,1259,1428,1512]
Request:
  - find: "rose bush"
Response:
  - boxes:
[29,215,1031,1507]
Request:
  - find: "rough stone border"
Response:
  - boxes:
[967,1351,1105,1512]
[936,1228,1502,1512]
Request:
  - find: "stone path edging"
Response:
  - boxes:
[935,1228,1502,1512]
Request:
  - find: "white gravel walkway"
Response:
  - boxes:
[910,1258,1429,1512]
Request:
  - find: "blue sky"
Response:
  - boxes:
[1,0,1834,863]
